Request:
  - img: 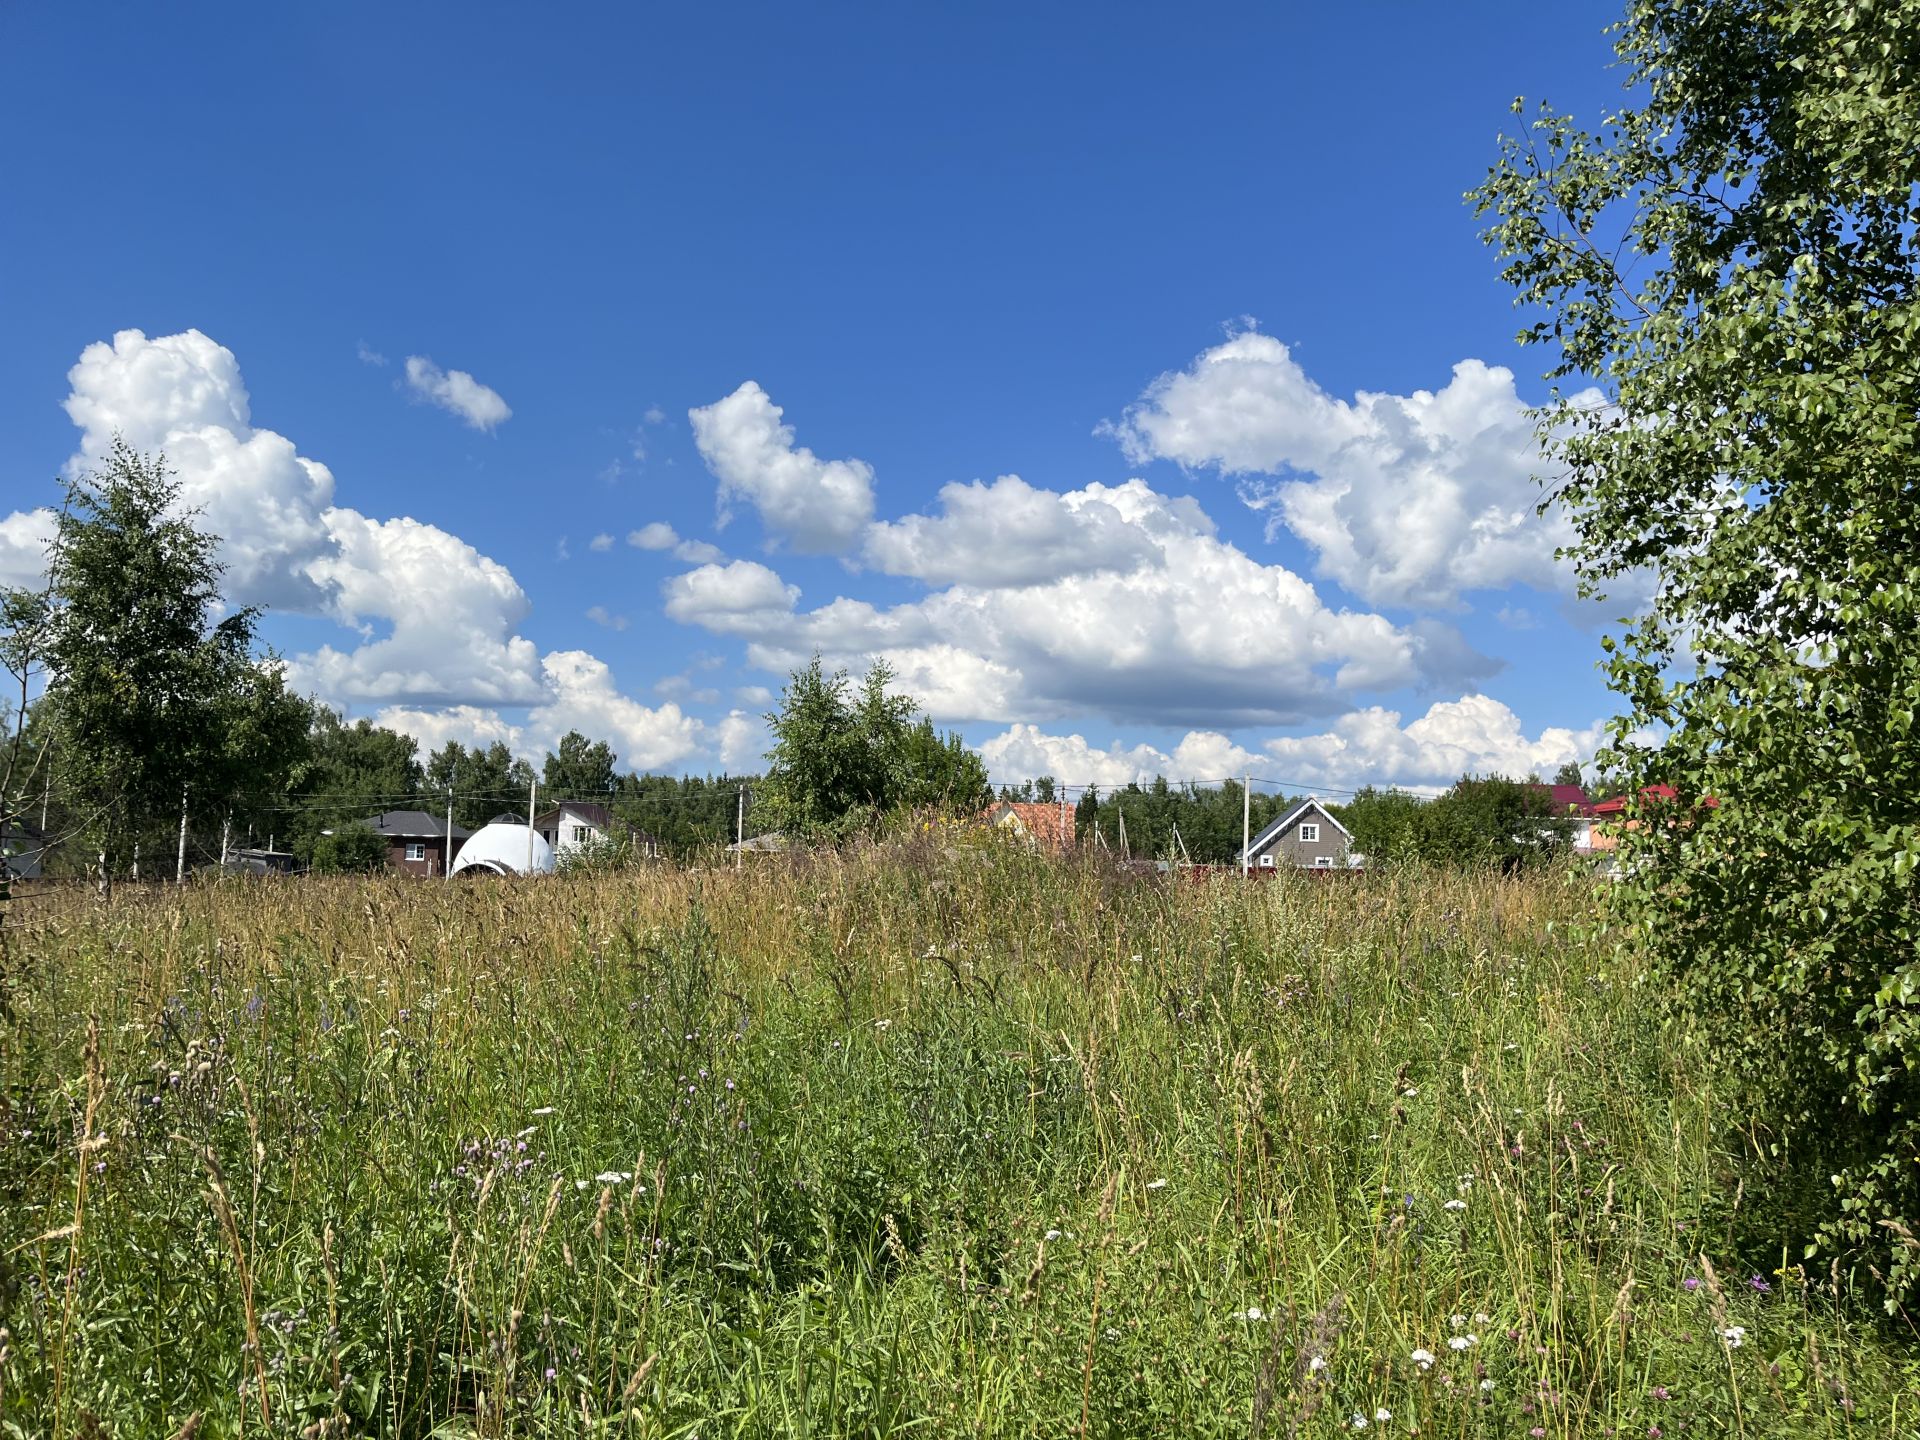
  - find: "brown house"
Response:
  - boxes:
[354,810,472,877]
[1238,797,1354,871]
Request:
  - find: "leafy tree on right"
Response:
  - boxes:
[1475,0,1920,1307]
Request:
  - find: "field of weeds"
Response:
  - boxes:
[3,845,1915,1437]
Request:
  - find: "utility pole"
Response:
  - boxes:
[527,774,537,876]
[1242,774,1251,877]
[176,787,188,884]
[735,784,745,871]
[445,779,456,882]
[220,813,231,872]
[1117,805,1128,860]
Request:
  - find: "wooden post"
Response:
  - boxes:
[176,787,187,884]
[1242,774,1251,877]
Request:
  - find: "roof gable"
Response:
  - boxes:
[1240,797,1349,858]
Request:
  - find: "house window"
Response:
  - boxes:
[1299,823,1319,843]
[405,842,426,861]
[571,825,591,844]
[1258,854,1276,869]
[1313,856,1332,869]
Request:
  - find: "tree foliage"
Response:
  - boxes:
[757,657,990,838]
[542,730,617,801]
[1475,0,1920,1305]
[38,443,310,876]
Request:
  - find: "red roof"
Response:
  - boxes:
[1528,783,1593,815]
[1590,784,1718,817]
[985,801,1074,850]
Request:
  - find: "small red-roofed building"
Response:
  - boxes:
[983,800,1075,853]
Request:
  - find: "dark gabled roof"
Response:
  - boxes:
[1239,797,1350,860]
[356,810,472,839]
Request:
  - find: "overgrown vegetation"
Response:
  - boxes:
[5,855,1914,1437]
[1475,0,1920,1307]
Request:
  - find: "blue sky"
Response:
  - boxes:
[0,1,1635,793]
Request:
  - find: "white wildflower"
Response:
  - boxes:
[1308,1354,1328,1373]
[1444,1198,1468,1212]
[1448,1334,1479,1352]
[1375,1408,1391,1423]
[1480,1378,1495,1392]
[1410,1347,1435,1371]
[531,1106,556,1116]
[1246,1306,1264,1321]
[1350,1415,1368,1430]
[1045,1229,1062,1241]
[1721,1325,1745,1348]
[1450,1315,1467,1329]
[1146,1178,1168,1190]
[1473,1312,1491,1325]
[1401,1086,1419,1098]
[595,1171,630,1184]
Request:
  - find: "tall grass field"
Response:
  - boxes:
[4,843,1915,1437]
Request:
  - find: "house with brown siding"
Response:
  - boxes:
[353,810,471,876]
[1238,798,1354,871]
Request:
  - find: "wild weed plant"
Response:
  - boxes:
[2,842,1914,1436]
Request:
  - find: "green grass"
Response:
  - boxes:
[3,841,1914,1437]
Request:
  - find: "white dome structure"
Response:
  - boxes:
[450,821,557,877]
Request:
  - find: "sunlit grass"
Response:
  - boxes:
[3,843,1914,1437]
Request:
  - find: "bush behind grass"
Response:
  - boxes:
[2,845,1915,1437]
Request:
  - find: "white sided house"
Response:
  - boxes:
[1238,798,1356,871]
[533,802,659,861]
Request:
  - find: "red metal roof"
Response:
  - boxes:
[985,801,1074,850]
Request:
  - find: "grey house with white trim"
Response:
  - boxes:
[1238,798,1355,871]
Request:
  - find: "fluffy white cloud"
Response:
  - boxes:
[375,653,705,774]
[589,533,615,552]
[665,478,1496,727]
[978,694,1602,792]
[715,709,768,771]
[402,355,512,431]
[1259,694,1605,791]
[863,475,1206,587]
[663,560,801,631]
[1110,328,1602,610]
[585,605,629,631]
[290,512,545,705]
[63,328,340,609]
[52,328,553,711]
[689,382,875,553]
[523,651,702,771]
[0,508,56,590]
[628,522,722,564]
[978,723,1265,788]
[371,703,523,756]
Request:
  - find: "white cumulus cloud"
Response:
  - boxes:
[403,354,512,431]
[0,508,57,590]
[977,694,1602,792]
[863,475,1204,587]
[689,381,875,553]
[664,478,1496,727]
[628,522,723,564]
[1109,327,1605,611]
[374,653,705,775]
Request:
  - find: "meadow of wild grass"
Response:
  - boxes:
[2,841,1914,1438]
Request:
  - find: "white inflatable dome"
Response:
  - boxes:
[450,821,557,877]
